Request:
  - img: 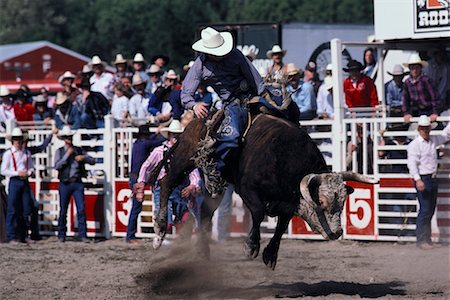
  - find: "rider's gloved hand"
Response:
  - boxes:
[193,102,209,118]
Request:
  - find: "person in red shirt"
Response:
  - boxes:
[13,90,34,122]
[343,60,379,108]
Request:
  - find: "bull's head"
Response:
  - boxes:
[297,172,377,240]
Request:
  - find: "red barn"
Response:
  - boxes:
[0,41,91,92]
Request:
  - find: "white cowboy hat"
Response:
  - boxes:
[81,64,93,74]
[387,64,409,76]
[132,73,147,86]
[0,85,10,97]
[166,69,177,80]
[6,127,25,141]
[192,27,233,57]
[160,120,184,138]
[55,92,69,105]
[411,115,438,130]
[326,64,333,71]
[34,94,47,103]
[286,63,300,76]
[113,54,127,65]
[91,55,107,67]
[58,71,76,84]
[133,53,146,63]
[266,45,286,59]
[242,48,257,60]
[402,53,429,69]
[146,64,161,74]
[57,125,76,138]
[324,76,333,90]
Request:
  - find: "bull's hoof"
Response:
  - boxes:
[262,246,278,270]
[152,236,163,250]
[243,240,260,259]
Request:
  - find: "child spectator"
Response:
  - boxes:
[111,83,129,127]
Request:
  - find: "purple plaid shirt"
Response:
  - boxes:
[402,74,439,116]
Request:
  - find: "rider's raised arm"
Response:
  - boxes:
[181,57,203,110]
[238,51,265,96]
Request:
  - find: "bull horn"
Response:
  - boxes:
[339,171,378,184]
[299,174,318,205]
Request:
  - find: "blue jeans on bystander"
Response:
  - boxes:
[6,178,32,241]
[58,181,87,240]
[415,175,438,245]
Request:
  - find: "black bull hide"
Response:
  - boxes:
[150,114,370,269]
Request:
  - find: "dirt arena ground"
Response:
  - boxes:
[0,236,448,299]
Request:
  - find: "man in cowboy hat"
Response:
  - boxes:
[1,127,34,244]
[266,45,287,75]
[54,92,81,129]
[0,85,15,132]
[134,120,201,246]
[113,54,133,81]
[54,126,96,243]
[343,59,379,108]
[385,64,409,117]
[407,115,450,250]
[286,63,317,120]
[33,94,54,122]
[125,124,165,244]
[132,53,152,95]
[181,26,264,195]
[146,64,163,94]
[76,77,110,129]
[89,55,114,102]
[129,73,152,123]
[59,71,80,105]
[148,69,180,121]
[402,53,440,123]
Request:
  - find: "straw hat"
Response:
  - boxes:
[58,71,76,84]
[132,73,147,86]
[242,47,257,60]
[133,53,146,63]
[192,27,233,57]
[146,64,161,74]
[0,85,10,97]
[166,69,177,80]
[34,94,47,103]
[266,45,286,59]
[160,120,184,138]
[388,64,409,76]
[326,64,333,71]
[81,64,93,74]
[286,63,300,76]
[412,115,438,130]
[402,53,429,69]
[57,125,76,139]
[55,92,69,105]
[6,127,25,141]
[113,54,127,65]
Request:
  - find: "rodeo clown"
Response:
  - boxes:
[181,27,265,196]
[1,127,35,244]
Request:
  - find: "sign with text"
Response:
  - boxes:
[414,0,450,33]
[345,181,375,236]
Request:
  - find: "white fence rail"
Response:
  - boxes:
[1,115,449,242]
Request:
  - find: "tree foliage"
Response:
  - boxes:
[0,0,373,69]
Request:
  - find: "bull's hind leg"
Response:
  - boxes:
[242,191,265,259]
[262,214,291,270]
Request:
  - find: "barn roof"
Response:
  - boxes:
[0,40,91,63]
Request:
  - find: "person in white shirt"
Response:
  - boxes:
[316,75,334,119]
[128,73,151,125]
[111,82,129,127]
[89,56,114,101]
[0,127,34,244]
[407,115,450,250]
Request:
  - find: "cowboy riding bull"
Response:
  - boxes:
[135,27,377,270]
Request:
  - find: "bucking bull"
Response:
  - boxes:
[141,110,377,270]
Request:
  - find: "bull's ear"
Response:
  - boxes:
[345,185,354,195]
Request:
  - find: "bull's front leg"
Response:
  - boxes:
[153,176,171,249]
[262,214,291,270]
